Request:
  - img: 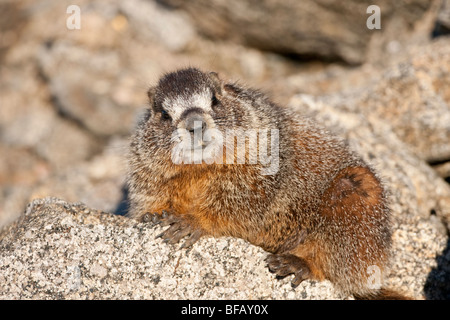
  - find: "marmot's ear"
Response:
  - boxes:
[209,72,223,96]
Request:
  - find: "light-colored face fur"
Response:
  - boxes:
[162,87,219,165]
[162,88,213,125]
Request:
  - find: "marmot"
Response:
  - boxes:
[127,67,407,299]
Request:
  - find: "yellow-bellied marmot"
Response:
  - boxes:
[127,67,408,299]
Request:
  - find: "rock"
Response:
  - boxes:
[38,42,137,138]
[30,137,128,215]
[0,1,28,62]
[0,64,103,166]
[0,198,346,299]
[436,0,450,33]
[162,0,440,64]
[0,145,50,228]
[348,38,450,163]
[433,161,450,180]
[425,239,450,299]
[290,37,450,163]
[119,0,195,52]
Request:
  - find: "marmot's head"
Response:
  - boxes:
[149,68,222,129]
[144,68,230,165]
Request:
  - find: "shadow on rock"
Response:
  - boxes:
[114,185,129,216]
[424,237,450,300]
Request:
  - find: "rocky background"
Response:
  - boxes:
[0,0,449,299]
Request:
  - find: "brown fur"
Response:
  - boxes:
[127,68,408,299]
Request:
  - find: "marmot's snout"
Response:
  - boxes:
[180,108,208,136]
[171,106,220,165]
[178,107,217,147]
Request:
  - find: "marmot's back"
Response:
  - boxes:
[127,68,406,299]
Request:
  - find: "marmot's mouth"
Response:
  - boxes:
[170,128,223,165]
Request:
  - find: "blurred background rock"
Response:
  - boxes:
[0,0,449,299]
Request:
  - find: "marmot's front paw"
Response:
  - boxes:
[145,211,204,248]
[142,210,173,226]
[265,253,312,288]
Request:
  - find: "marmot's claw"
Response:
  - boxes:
[265,253,311,288]
[180,229,203,248]
[146,210,176,227]
[150,211,204,247]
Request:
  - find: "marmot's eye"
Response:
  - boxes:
[211,94,219,107]
[161,109,171,121]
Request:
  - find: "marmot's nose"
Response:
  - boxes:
[185,114,207,134]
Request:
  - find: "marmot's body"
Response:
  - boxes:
[127,68,401,299]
